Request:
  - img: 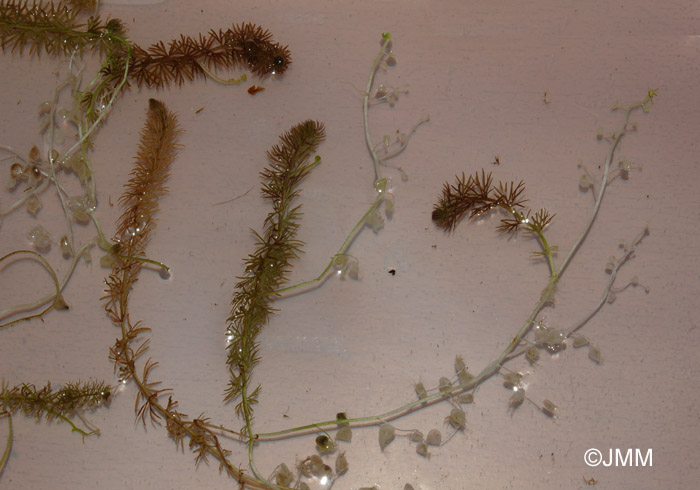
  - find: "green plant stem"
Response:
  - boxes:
[557,97,646,278]
[0,411,11,476]
[256,374,477,440]
[0,250,61,328]
[272,35,404,299]
[87,208,112,250]
[501,204,557,276]
[197,62,247,84]
[116,316,281,489]
[537,230,557,276]
[0,241,93,327]
[564,225,648,337]
[65,39,131,156]
[270,195,382,297]
[112,249,169,273]
[45,72,78,245]
[364,33,391,184]
[44,406,96,437]
[240,378,277,490]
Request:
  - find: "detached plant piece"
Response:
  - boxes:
[0,379,109,477]
[0,249,68,329]
[0,380,109,435]
[126,23,291,88]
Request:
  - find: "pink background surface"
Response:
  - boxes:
[1,0,698,488]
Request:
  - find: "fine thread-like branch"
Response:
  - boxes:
[364,32,392,184]
[0,249,65,329]
[556,92,655,277]
[564,225,649,337]
[270,195,383,297]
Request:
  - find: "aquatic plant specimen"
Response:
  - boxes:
[0,380,109,435]
[1,1,291,121]
[270,32,428,298]
[105,106,326,487]
[246,94,653,490]
[126,22,292,88]
[224,120,325,478]
[0,249,69,329]
[106,98,181,382]
[0,379,110,476]
[0,0,131,124]
[425,92,655,422]
[104,100,235,473]
[105,99,253,481]
[0,0,123,57]
[1,1,289,328]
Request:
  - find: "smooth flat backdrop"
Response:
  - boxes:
[0,1,698,489]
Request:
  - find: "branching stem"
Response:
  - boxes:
[557,94,651,277]
[364,33,393,184]
[270,195,382,297]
